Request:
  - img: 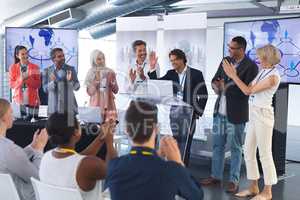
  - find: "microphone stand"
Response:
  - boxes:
[30,99,38,123]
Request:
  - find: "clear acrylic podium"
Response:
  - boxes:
[115,90,194,159]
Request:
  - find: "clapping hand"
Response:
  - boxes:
[50,73,56,81]
[222,59,237,79]
[93,71,101,85]
[66,70,72,81]
[129,68,137,83]
[22,72,29,81]
[136,66,146,80]
[158,136,184,166]
[31,129,49,152]
[100,119,116,144]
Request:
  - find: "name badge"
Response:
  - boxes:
[177,91,183,100]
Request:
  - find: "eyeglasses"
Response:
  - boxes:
[227,44,241,50]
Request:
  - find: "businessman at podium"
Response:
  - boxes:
[149,49,208,166]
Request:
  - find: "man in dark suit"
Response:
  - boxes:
[201,36,258,193]
[149,49,208,166]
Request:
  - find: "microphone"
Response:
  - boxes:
[21,65,27,73]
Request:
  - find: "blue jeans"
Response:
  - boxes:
[211,113,246,184]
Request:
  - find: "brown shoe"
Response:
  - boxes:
[200,177,221,186]
[226,182,239,193]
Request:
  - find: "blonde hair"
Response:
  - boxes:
[256,44,281,66]
[0,98,10,119]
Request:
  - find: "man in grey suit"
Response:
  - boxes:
[42,48,80,115]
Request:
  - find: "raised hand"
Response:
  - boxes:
[149,51,158,70]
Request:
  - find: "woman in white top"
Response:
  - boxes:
[0,98,48,200]
[39,112,117,200]
[223,44,281,200]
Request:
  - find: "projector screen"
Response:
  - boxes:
[5,27,78,72]
[224,17,300,84]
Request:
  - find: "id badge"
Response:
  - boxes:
[177,91,183,100]
[249,95,254,102]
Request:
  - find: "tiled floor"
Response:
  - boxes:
[188,125,300,200]
[188,160,300,200]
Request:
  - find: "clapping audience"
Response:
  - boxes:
[39,112,117,200]
[105,100,204,200]
[0,98,48,200]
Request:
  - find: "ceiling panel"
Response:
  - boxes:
[0,0,48,23]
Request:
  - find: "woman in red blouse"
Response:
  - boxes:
[9,45,41,120]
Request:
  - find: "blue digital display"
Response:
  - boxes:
[224,17,300,83]
[5,27,78,72]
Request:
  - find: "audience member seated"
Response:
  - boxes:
[0,98,48,200]
[105,100,204,200]
[39,112,117,200]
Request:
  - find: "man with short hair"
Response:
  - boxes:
[149,49,208,166]
[105,100,203,200]
[128,40,159,91]
[201,36,258,193]
[42,48,80,115]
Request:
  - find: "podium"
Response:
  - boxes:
[116,89,194,160]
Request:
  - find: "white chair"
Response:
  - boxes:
[31,177,83,200]
[0,173,21,200]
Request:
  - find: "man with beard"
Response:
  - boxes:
[42,48,80,115]
[149,49,208,166]
[128,40,159,92]
[200,36,258,193]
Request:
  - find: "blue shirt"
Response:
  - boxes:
[105,146,203,200]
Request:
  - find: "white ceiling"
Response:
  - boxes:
[0,0,48,24]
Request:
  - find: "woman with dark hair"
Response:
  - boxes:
[39,112,117,200]
[0,98,48,200]
[9,45,41,120]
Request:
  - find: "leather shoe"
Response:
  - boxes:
[226,182,239,193]
[200,177,221,186]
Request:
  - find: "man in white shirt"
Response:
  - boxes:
[128,40,160,92]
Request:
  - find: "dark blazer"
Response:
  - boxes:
[149,66,208,118]
[212,56,258,124]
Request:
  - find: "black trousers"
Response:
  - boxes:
[169,106,196,166]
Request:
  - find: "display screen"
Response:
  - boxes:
[5,27,78,72]
[224,17,300,83]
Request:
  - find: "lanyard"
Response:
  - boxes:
[179,71,187,88]
[55,148,77,154]
[255,68,275,84]
[136,61,147,70]
[130,149,154,156]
